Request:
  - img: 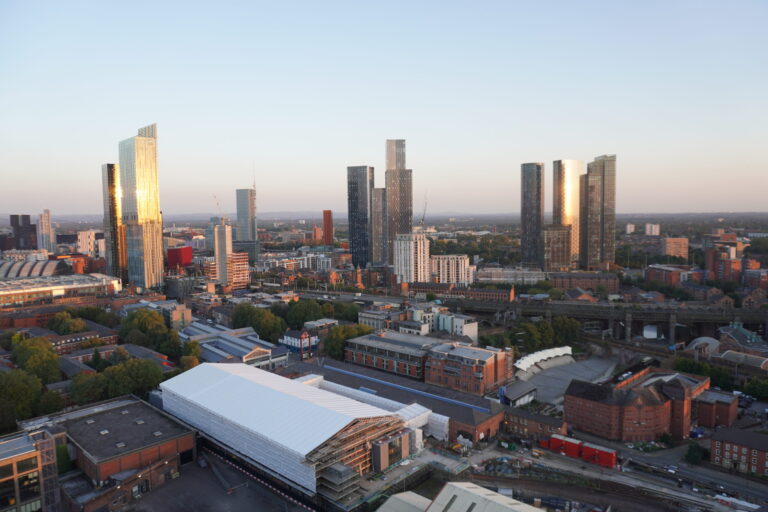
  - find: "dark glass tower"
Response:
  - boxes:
[347,166,374,268]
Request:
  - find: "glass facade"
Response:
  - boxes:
[552,159,583,265]
[119,124,164,289]
[370,188,387,265]
[101,163,128,283]
[385,139,412,264]
[521,162,544,268]
[235,187,257,241]
[347,166,374,268]
[579,155,616,270]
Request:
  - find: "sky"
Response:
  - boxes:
[0,1,766,216]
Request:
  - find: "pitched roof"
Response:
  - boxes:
[712,429,768,452]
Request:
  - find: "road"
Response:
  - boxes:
[570,430,768,506]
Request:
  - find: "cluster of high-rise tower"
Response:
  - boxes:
[102,124,258,290]
[347,139,413,268]
[521,155,616,272]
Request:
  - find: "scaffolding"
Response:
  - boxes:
[30,430,61,512]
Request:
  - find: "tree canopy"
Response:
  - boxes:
[322,324,373,360]
[119,309,182,360]
[48,311,88,335]
[232,303,287,342]
[12,337,60,384]
[0,370,43,429]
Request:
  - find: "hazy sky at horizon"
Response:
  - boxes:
[1,1,766,216]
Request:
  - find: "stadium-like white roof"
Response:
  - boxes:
[161,363,393,456]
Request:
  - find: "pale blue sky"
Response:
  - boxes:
[0,1,766,215]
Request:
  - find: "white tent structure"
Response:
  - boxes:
[161,363,403,495]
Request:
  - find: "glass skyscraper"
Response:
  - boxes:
[236,187,257,241]
[385,139,412,264]
[579,154,616,270]
[101,163,128,282]
[119,124,164,289]
[521,162,544,268]
[347,166,374,268]
[370,187,387,265]
[552,159,583,265]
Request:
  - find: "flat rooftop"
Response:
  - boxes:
[0,432,36,461]
[62,400,192,463]
[0,273,118,293]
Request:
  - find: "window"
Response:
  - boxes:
[18,471,40,502]
[19,500,42,512]
[441,495,457,512]
[16,456,37,474]
[0,463,11,479]
[0,479,16,508]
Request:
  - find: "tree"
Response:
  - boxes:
[182,340,202,359]
[88,348,105,372]
[322,324,373,360]
[232,303,288,342]
[426,293,437,302]
[12,337,60,384]
[180,356,199,371]
[551,316,581,345]
[286,300,323,329]
[103,359,163,399]
[108,347,131,366]
[56,444,72,474]
[333,302,360,322]
[745,378,768,401]
[0,370,42,421]
[321,302,334,317]
[38,390,65,415]
[71,373,106,405]
[48,311,87,335]
[71,306,121,328]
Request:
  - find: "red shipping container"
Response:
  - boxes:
[549,434,567,452]
[563,439,582,459]
[581,443,599,463]
[595,448,617,469]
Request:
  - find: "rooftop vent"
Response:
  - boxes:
[153,431,162,437]
[99,430,109,435]
[121,410,129,415]
[85,419,95,424]
[135,420,145,425]
[115,442,126,448]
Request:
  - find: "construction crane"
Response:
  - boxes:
[212,194,223,218]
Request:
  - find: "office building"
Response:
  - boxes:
[394,233,430,284]
[385,139,412,264]
[10,215,37,250]
[370,188,387,265]
[236,187,257,241]
[430,254,475,286]
[0,430,60,511]
[101,163,128,282]
[119,124,164,289]
[552,159,582,264]
[346,165,374,268]
[36,209,55,253]
[542,225,572,272]
[579,154,616,270]
[520,163,544,268]
[322,210,333,245]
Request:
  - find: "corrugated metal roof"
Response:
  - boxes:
[161,363,393,456]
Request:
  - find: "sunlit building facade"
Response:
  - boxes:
[36,209,55,253]
[552,159,582,265]
[385,139,412,264]
[542,225,572,272]
[394,233,430,283]
[119,124,164,289]
[101,163,128,282]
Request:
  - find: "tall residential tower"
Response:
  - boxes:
[347,166,374,268]
[119,124,164,289]
[520,162,544,268]
[36,209,55,253]
[552,159,582,265]
[101,163,128,282]
[579,154,616,270]
[236,187,257,241]
[385,139,412,264]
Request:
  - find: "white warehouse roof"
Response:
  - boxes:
[161,363,393,456]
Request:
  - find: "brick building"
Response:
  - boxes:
[710,429,768,476]
[659,238,689,260]
[564,367,734,442]
[425,343,511,396]
[0,430,60,512]
[345,331,438,379]
[407,282,514,302]
[20,398,196,512]
[644,264,697,287]
[504,409,567,440]
[549,272,619,294]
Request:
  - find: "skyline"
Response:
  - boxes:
[1,1,767,215]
